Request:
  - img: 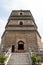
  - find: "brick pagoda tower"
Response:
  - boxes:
[1,10,42,53]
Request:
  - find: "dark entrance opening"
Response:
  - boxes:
[18,44,24,50]
[18,41,24,50]
[12,45,15,52]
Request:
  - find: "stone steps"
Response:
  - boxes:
[7,52,32,65]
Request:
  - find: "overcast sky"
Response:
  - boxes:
[0,0,43,42]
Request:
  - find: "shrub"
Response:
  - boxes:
[31,53,36,64]
[31,53,41,65]
[0,54,7,63]
[36,56,41,63]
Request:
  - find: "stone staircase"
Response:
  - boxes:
[7,52,32,65]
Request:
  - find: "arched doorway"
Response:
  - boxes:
[18,41,24,50]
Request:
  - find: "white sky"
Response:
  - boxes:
[0,0,43,43]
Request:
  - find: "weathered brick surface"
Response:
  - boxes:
[1,30,39,52]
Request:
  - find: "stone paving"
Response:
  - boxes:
[7,52,32,65]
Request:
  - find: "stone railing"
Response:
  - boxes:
[27,48,32,65]
[5,47,12,65]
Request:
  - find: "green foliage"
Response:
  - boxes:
[31,53,41,64]
[0,54,7,63]
[36,56,41,63]
[31,53,36,64]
